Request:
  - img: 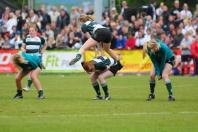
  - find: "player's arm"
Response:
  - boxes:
[21,43,26,52]
[40,37,47,54]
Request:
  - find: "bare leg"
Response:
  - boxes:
[103,43,119,61]
[79,38,97,54]
[69,38,97,65]
[30,68,45,99]
[16,70,30,90]
[30,68,42,91]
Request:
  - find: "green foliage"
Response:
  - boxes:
[0,74,198,132]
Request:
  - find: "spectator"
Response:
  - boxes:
[6,12,17,34]
[135,31,145,49]
[180,31,194,74]
[146,0,157,20]
[56,29,67,49]
[125,31,136,50]
[9,32,23,49]
[15,10,23,32]
[2,33,10,49]
[156,2,164,17]
[180,3,192,20]
[190,28,198,75]
[170,0,182,17]
[56,8,70,31]
[48,6,60,22]
[115,34,126,49]
[39,5,51,30]
[0,34,4,49]
[172,28,184,48]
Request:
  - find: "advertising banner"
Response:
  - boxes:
[0,49,18,73]
[42,51,83,73]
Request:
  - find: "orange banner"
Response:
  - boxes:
[84,50,152,73]
[0,49,18,73]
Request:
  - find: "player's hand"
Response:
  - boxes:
[158,76,162,80]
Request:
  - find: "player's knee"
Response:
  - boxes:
[98,75,105,82]
[15,76,22,82]
[162,73,168,79]
[150,74,155,80]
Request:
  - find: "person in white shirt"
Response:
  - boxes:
[180,3,192,20]
[6,12,17,34]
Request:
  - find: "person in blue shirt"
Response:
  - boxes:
[13,51,45,99]
[143,35,175,101]
[81,56,123,100]
[69,15,119,65]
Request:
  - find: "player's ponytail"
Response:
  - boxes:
[79,14,94,23]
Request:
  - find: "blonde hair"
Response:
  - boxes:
[143,39,159,59]
[79,14,94,23]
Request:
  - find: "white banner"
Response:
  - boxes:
[42,51,83,73]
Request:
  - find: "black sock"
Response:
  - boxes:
[101,83,109,97]
[38,90,44,95]
[17,90,22,95]
[92,82,101,96]
[27,79,32,88]
[165,80,173,96]
[149,80,155,95]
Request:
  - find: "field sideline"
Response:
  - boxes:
[0,74,198,132]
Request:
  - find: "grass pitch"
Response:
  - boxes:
[0,73,198,132]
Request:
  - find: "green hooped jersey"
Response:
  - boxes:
[23,35,45,54]
[81,21,105,36]
[92,56,117,71]
[147,40,174,76]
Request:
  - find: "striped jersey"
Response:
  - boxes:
[92,56,117,71]
[81,21,105,36]
[23,35,45,54]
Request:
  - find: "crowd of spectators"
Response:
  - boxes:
[0,0,198,75]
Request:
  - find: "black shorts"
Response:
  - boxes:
[92,28,112,43]
[181,55,191,62]
[109,61,123,76]
[165,56,175,66]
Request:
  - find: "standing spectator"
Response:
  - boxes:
[120,1,128,16]
[27,9,39,24]
[56,8,70,31]
[190,28,198,75]
[180,32,194,74]
[156,2,164,17]
[194,4,198,17]
[86,5,94,15]
[180,3,192,20]
[39,6,51,30]
[146,0,157,20]
[172,28,184,48]
[171,0,182,17]
[48,6,60,22]
[6,12,17,34]
[15,10,23,33]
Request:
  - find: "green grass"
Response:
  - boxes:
[0,74,198,132]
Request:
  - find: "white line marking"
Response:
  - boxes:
[1,111,198,118]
